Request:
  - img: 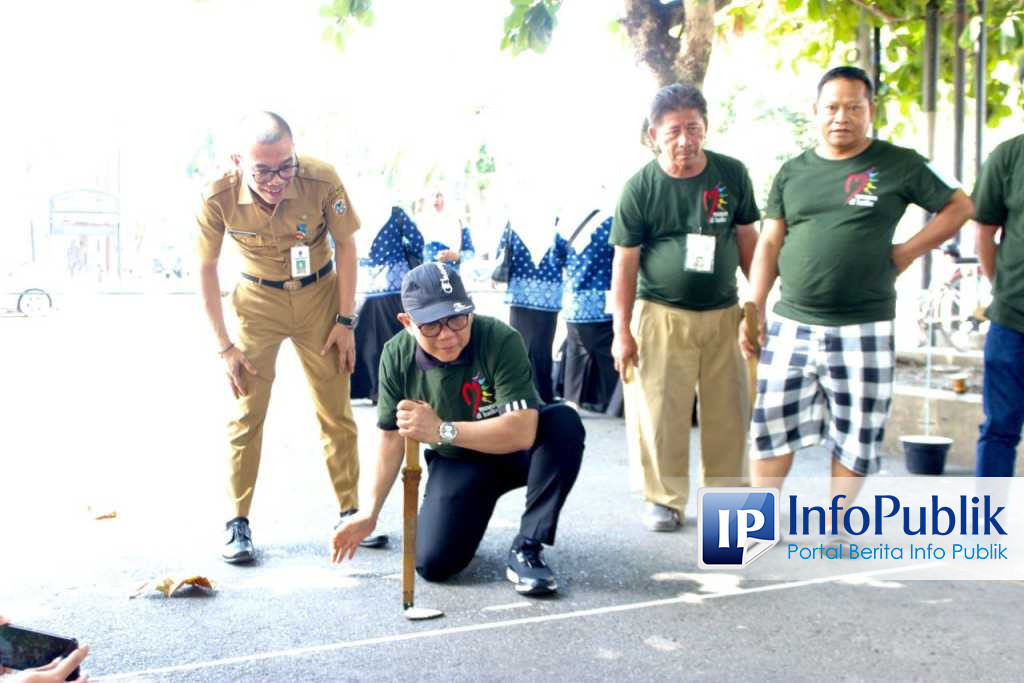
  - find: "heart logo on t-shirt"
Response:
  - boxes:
[461,381,482,415]
[703,187,721,215]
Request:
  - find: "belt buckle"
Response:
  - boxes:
[283,279,301,291]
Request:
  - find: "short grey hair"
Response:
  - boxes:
[648,84,708,128]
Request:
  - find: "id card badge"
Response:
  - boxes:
[685,233,716,273]
[290,245,311,278]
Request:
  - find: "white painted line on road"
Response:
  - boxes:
[94,562,944,681]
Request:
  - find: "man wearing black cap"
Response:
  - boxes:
[331,262,585,595]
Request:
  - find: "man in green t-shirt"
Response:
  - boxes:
[610,83,760,532]
[330,263,585,596]
[973,133,1024,476]
[741,66,973,503]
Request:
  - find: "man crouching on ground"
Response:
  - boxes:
[331,262,585,595]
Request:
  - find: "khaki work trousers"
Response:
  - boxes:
[228,272,359,518]
[624,299,750,516]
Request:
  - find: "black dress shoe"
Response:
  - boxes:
[337,509,389,548]
[223,517,255,564]
[506,537,557,596]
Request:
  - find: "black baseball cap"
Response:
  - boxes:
[401,262,476,325]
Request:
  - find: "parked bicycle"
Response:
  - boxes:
[916,243,991,351]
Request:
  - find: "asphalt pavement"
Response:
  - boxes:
[1,293,1021,682]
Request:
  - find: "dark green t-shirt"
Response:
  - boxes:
[376,315,541,458]
[764,140,957,326]
[973,134,1024,334]
[611,151,760,310]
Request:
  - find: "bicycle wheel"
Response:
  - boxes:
[936,286,970,351]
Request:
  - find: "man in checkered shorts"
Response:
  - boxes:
[740,66,973,503]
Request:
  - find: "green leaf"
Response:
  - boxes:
[505,6,527,32]
[784,0,802,13]
[998,26,1010,54]
[958,24,974,50]
[357,9,373,26]
[607,19,621,36]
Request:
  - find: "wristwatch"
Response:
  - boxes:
[335,313,359,329]
[438,421,458,445]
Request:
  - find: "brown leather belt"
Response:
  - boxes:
[241,261,333,291]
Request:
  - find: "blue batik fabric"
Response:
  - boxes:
[423,225,475,271]
[500,228,570,312]
[358,207,424,298]
[460,225,475,260]
[564,217,614,323]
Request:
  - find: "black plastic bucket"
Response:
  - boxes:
[900,435,953,475]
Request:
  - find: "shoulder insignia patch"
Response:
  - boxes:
[202,170,240,201]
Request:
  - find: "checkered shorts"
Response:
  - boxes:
[751,315,895,475]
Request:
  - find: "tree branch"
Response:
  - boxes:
[622,0,681,87]
[847,0,908,24]
[676,0,716,87]
[661,0,685,28]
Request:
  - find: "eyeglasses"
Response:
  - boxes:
[418,314,470,338]
[251,160,298,184]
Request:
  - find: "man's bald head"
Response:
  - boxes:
[236,111,293,150]
[232,112,298,205]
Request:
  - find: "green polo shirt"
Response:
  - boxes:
[377,315,541,458]
[611,151,760,311]
[973,134,1024,334]
[764,140,958,326]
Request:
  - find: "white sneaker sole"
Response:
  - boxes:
[506,567,557,595]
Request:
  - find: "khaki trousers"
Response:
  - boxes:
[228,271,359,518]
[624,299,750,516]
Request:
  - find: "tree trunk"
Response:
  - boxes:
[676,0,716,87]
[622,0,681,87]
[622,0,727,89]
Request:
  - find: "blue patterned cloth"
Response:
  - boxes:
[499,227,570,311]
[358,207,424,298]
[423,225,476,271]
[564,217,614,323]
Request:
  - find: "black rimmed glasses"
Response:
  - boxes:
[252,159,298,184]
[418,314,470,338]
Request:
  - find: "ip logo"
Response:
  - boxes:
[698,488,779,569]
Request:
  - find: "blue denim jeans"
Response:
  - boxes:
[977,321,1024,476]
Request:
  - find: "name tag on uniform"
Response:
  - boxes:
[685,233,716,273]
[290,245,311,278]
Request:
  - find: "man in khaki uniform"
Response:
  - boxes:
[198,112,372,563]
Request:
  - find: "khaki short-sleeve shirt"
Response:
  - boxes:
[196,156,360,280]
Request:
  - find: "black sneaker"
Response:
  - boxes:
[506,537,557,596]
[337,509,389,548]
[222,517,255,564]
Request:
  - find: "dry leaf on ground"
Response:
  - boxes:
[130,575,216,599]
[86,505,118,520]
